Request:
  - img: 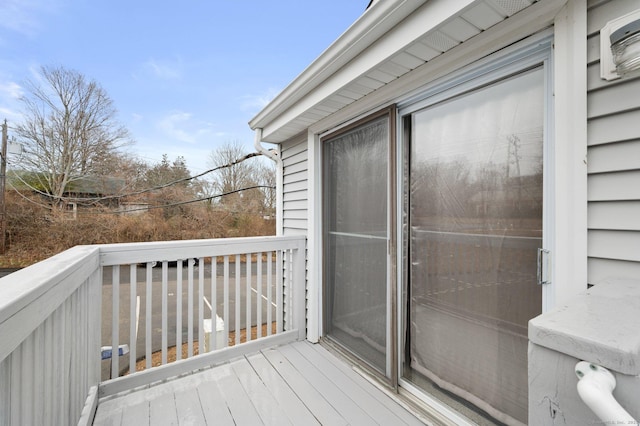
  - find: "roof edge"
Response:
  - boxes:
[249,0,426,131]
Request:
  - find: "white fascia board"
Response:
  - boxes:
[251,0,488,141]
[249,0,417,131]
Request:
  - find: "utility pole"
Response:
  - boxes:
[0,119,7,254]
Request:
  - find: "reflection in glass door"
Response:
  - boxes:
[323,113,390,374]
[404,68,544,425]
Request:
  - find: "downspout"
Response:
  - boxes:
[254,128,279,162]
[575,361,636,423]
[254,128,283,236]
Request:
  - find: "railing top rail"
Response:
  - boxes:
[99,235,305,266]
[0,245,100,363]
[0,245,99,325]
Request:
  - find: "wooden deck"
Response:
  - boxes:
[93,340,426,426]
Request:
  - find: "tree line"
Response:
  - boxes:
[1,65,275,265]
[7,65,274,217]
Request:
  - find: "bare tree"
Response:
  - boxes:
[15,65,130,207]
[206,141,277,217]
[252,160,276,218]
[208,140,256,211]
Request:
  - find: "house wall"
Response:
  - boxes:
[281,133,309,237]
[586,0,640,285]
[281,132,313,337]
[277,2,593,339]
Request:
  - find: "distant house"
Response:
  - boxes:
[63,176,126,208]
[118,202,150,216]
[9,173,126,209]
[249,0,640,424]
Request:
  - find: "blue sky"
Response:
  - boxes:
[0,1,367,173]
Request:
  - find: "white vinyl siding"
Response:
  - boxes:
[280,133,311,336]
[281,134,309,236]
[586,0,640,285]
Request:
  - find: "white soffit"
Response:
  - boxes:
[251,0,540,143]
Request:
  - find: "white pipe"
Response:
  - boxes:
[575,361,636,423]
[254,128,280,163]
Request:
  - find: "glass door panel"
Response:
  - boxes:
[404,68,544,425]
[324,115,389,374]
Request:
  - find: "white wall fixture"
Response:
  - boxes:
[601,9,640,80]
[575,361,636,423]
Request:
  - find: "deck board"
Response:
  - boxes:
[262,346,347,425]
[196,380,235,426]
[209,363,264,425]
[120,401,149,426]
[246,352,321,425]
[230,357,293,426]
[149,392,178,426]
[174,388,207,425]
[300,342,425,426]
[93,341,425,426]
[276,343,377,425]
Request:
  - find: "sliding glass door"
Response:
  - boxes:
[323,110,393,375]
[403,68,545,425]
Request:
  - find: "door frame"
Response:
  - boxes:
[319,105,398,387]
[394,33,555,417]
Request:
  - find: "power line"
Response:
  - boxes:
[9,151,265,204]
[79,184,275,215]
[89,151,263,203]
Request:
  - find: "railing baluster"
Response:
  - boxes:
[43,314,54,420]
[289,249,295,331]
[257,253,263,339]
[235,254,241,346]
[176,260,183,361]
[210,256,217,351]
[198,257,204,355]
[286,249,293,330]
[145,263,152,370]
[53,308,63,422]
[293,242,306,341]
[246,254,252,343]
[188,259,194,358]
[21,333,34,425]
[276,250,283,333]
[223,255,229,347]
[267,251,273,336]
[129,265,137,375]
[111,265,119,378]
[161,262,168,365]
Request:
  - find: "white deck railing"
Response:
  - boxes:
[0,246,102,426]
[0,235,306,426]
[99,236,306,379]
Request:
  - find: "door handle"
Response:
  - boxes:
[537,248,551,285]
